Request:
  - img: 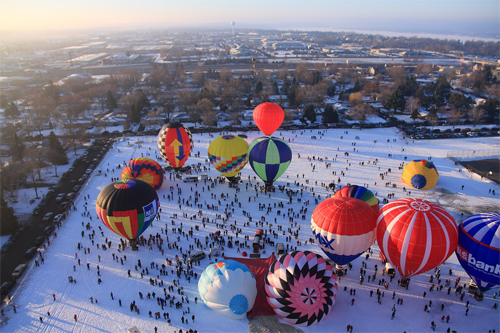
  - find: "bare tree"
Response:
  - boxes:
[448,108,463,128]
[0,162,25,198]
[406,97,421,115]
[349,92,364,106]
[469,107,485,128]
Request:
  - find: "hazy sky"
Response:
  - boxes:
[1,0,498,38]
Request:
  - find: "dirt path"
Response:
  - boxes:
[248,316,304,333]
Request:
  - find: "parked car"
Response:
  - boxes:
[35,236,46,246]
[11,264,27,280]
[1,240,13,253]
[42,212,54,222]
[55,193,65,202]
[188,251,206,262]
[0,281,15,296]
[44,225,55,235]
[59,202,69,212]
[66,192,75,200]
[25,247,38,259]
[53,214,64,224]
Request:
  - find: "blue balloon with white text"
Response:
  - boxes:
[456,213,500,293]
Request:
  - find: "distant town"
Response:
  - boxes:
[0,28,499,221]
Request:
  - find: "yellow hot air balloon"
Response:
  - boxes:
[402,159,439,190]
[208,135,249,182]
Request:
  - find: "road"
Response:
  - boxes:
[0,139,112,290]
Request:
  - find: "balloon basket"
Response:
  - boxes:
[474,291,484,301]
[129,239,139,251]
[400,279,409,288]
[335,264,345,276]
[264,182,274,193]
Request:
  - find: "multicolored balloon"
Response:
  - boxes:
[456,213,500,293]
[96,179,159,243]
[334,185,379,213]
[121,158,164,190]
[253,102,284,136]
[157,122,193,171]
[376,198,458,279]
[311,197,377,267]
[264,251,338,327]
[198,260,257,320]
[208,135,249,182]
[248,136,292,188]
[402,159,439,190]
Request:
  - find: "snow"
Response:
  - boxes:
[2,127,500,333]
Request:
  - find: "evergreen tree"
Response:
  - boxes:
[0,191,19,235]
[255,81,263,94]
[272,81,279,95]
[287,83,299,107]
[4,102,20,118]
[10,133,25,162]
[47,131,68,173]
[327,84,336,97]
[312,71,322,86]
[304,104,316,123]
[105,90,118,110]
[384,87,406,113]
[482,98,499,122]
[322,104,339,123]
[410,108,420,122]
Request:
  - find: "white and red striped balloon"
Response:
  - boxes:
[376,198,458,279]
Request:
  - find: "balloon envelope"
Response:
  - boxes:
[402,159,439,190]
[456,213,500,292]
[376,198,458,279]
[157,122,193,171]
[248,136,292,187]
[264,251,338,327]
[311,197,377,266]
[208,135,249,180]
[253,102,284,136]
[96,179,159,240]
[198,260,257,320]
[334,185,380,213]
[121,157,164,190]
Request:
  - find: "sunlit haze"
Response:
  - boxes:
[1,0,499,39]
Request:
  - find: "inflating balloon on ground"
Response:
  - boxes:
[402,159,439,190]
[121,157,164,190]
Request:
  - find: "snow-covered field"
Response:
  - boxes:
[1,127,499,333]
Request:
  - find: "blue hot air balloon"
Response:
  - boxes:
[456,213,500,293]
[198,260,257,320]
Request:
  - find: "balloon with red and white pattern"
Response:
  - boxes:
[376,198,458,279]
[264,251,338,327]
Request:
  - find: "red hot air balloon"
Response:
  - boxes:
[253,102,284,136]
[376,198,458,280]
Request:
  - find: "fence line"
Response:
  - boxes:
[446,149,500,161]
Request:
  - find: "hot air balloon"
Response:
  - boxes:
[248,136,292,190]
[198,260,257,320]
[376,198,458,280]
[157,122,193,171]
[253,102,285,136]
[96,179,159,250]
[208,135,249,182]
[264,251,338,327]
[334,185,380,213]
[311,197,377,269]
[121,157,164,190]
[402,159,439,190]
[456,213,500,294]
